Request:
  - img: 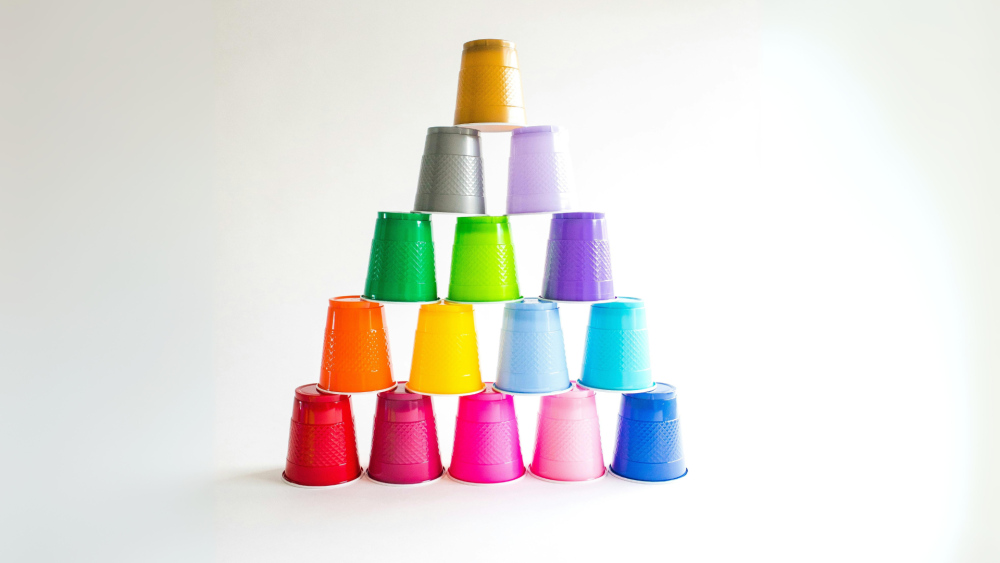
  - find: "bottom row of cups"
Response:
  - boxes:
[283,381,686,487]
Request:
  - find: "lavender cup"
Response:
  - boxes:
[506,125,576,215]
[541,212,614,302]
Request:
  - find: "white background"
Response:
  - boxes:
[2,0,998,561]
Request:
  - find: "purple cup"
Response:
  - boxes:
[541,212,615,302]
[506,125,576,215]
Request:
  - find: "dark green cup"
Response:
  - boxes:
[363,212,438,302]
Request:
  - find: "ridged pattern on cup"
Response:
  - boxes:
[614,418,683,464]
[322,329,391,380]
[508,153,574,195]
[453,420,521,465]
[457,66,523,108]
[535,418,601,462]
[450,244,518,286]
[287,420,349,467]
[582,328,650,373]
[371,420,438,465]
[498,331,566,376]
[544,239,613,282]
[416,154,484,197]
[367,240,436,285]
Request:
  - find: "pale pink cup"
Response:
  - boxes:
[530,383,605,482]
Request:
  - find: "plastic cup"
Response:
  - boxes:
[506,125,576,215]
[317,296,395,395]
[363,212,437,303]
[494,298,571,395]
[610,383,687,483]
[449,384,525,484]
[405,301,485,395]
[579,297,653,392]
[453,39,526,132]
[367,383,444,485]
[283,384,362,487]
[540,212,614,302]
[530,383,605,482]
[447,216,521,303]
[413,126,486,215]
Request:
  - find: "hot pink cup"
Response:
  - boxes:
[530,383,605,482]
[449,384,525,484]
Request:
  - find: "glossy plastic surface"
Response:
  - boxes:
[413,126,486,214]
[449,384,526,484]
[447,216,521,302]
[317,296,394,394]
[541,212,614,301]
[507,125,576,214]
[494,298,571,394]
[363,212,438,302]
[284,384,362,487]
[530,383,605,482]
[611,383,687,482]
[367,383,444,485]
[453,39,526,131]
[406,302,485,395]
[579,297,653,392]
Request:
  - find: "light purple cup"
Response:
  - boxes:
[506,125,576,215]
[541,212,615,302]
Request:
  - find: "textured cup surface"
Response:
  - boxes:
[507,125,576,214]
[363,212,437,302]
[368,384,443,485]
[414,126,486,214]
[453,39,526,131]
[449,385,525,484]
[494,298,570,394]
[448,216,520,302]
[284,384,362,487]
[611,383,686,482]
[541,212,614,301]
[406,302,485,395]
[579,297,653,392]
[317,296,394,394]
[531,383,605,482]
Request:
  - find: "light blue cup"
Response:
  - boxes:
[579,297,653,392]
[494,298,572,395]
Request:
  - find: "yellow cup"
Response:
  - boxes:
[406,301,486,395]
[453,39,526,132]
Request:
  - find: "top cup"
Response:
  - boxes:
[507,125,576,215]
[413,127,486,215]
[453,39,526,132]
[363,212,438,303]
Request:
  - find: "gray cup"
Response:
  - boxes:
[413,127,486,214]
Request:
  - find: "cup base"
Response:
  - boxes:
[545,297,618,305]
[411,209,487,216]
[443,297,523,305]
[455,122,524,132]
[281,470,364,489]
[527,465,607,484]
[447,467,526,486]
[364,468,447,487]
[576,380,658,394]
[404,382,487,397]
[360,296,441,305]
[607,466,688,484]
[492,383,574,396]
[316,381,398,396]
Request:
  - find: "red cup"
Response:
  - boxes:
[283,384,362,487]
[367,383,444,485]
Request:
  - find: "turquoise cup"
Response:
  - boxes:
[578,297,653,392]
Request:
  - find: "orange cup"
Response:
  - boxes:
[318,296,395,394]
[454,39,526,132]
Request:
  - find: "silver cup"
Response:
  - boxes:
[413,127,486,214]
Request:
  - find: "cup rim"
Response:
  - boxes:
[527,465,607,484]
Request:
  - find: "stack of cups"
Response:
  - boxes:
[413,127,485,214]
[579,297,655,393]
[317,296,395,395]
[447,216,521,303]
[494,298,571,395]
[406,301,485,396]
[367,383,445,486]
[541,212,614,302]
[506,125,576,215]
[529,383,606,483]
[610,383,687,483]
[283,384,363,488]
[449,384,526,484]
[363,212,437,303]
[453,39,526,131]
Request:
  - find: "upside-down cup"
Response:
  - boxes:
[579,297,654,392]
[453,39,526,132]
[367,383,444,485]
[447,216,521,302]
[449,384,526,484]
[507,125,576,215]
[413,126,485,215]
[541,212,614,302]
[283,384,362,487]
[610,383,687,483]
[363,212,437,303]
[494,298,571,395]
[530,383,605,482]
[405,301,485,395]
[317,296,395,394]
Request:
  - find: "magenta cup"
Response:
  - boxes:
[449,384,526,484]
[506,125,576,214]
[530,383,605,482]
[541,212,614,302]
[367,383,444,486]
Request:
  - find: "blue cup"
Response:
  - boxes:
[579,297,652,392]
[610,382,686,482]
[494,298,572,395]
